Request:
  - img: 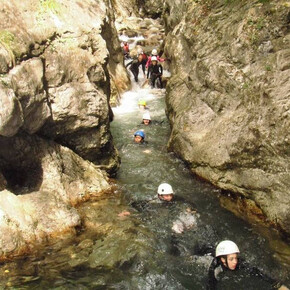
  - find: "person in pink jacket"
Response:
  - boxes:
[146,48,165,68]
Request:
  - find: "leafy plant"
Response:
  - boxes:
[256,18,265,30]
[0,31,15,46]
[39,0,60,14]
[0,31,16,65]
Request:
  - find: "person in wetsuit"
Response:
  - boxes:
[127,53,146,83]
[134,130,146,144]
[122,42,130,59]
[147,56,163,88]
[138,99,148,110]
[142,112,151,126]
[129,183,217,257]
[137,47,148,74]
[207,240,289,290]
[139,112,165,127]
[145,48,165,68]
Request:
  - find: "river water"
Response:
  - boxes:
[0,52,289,290]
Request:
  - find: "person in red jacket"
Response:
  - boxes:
[122,42,130,58]
[137,47,148,76]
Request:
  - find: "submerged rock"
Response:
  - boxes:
[0,189,80,259]
[163,0,290,235]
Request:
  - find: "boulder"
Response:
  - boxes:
[0,189,80,259]
[0,0,130,258]
[10,58,50,134]
[0,83,23,137]
[163,0,290,235]
[0,0,131,172]
[0,132,112,259]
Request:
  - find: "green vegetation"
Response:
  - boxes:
[0,31,16,65]
[0,77,10,88]
[224,0,270,5]
[247,17,265,30]
[242,82,250,89]
[256,18,265,30]
[37,0,62,27]
[225,0,237,4]
[0,31,15,47]
[250,32,259,46]
[39,0,60,14]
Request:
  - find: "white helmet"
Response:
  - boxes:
[151,56,158,62]
[215,240,240,257]
[142,113,151,120]
[151,49,158,56]
[158,183,174,195]
[137,47,143,55]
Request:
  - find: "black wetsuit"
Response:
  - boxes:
[131,196,218,257]
[126,58,146,82]
[207,257,283,290]
[147,63,163,88]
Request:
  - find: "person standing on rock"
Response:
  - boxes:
[146,48,165,68]
[137,47,148,76]
[126,53,146,83]
[147,56,163,88]
[207,240,289,290]
[122,42,130,59]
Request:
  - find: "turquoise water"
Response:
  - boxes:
[0,67,289,290]
[109,76,290,289]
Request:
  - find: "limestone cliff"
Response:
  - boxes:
[0,0,130,258]
[163,0,290,236]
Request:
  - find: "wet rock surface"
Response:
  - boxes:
[0,132,111,259]
[163,0,290,235]
[0,0,129,258]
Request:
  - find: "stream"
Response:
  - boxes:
[0,40,289,290]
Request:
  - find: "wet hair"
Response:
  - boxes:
[217,255,228,267]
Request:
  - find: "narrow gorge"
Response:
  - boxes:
[0,0,289,288]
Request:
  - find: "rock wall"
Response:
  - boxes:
[0,0,130,258]
[163,0,290,236]
[111,0,165,52]
[111,0,163,20]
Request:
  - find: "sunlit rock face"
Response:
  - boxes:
[0,0,131,258]
[163,0,290,235]
[0,0,131,171]
[0,132,111,259]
